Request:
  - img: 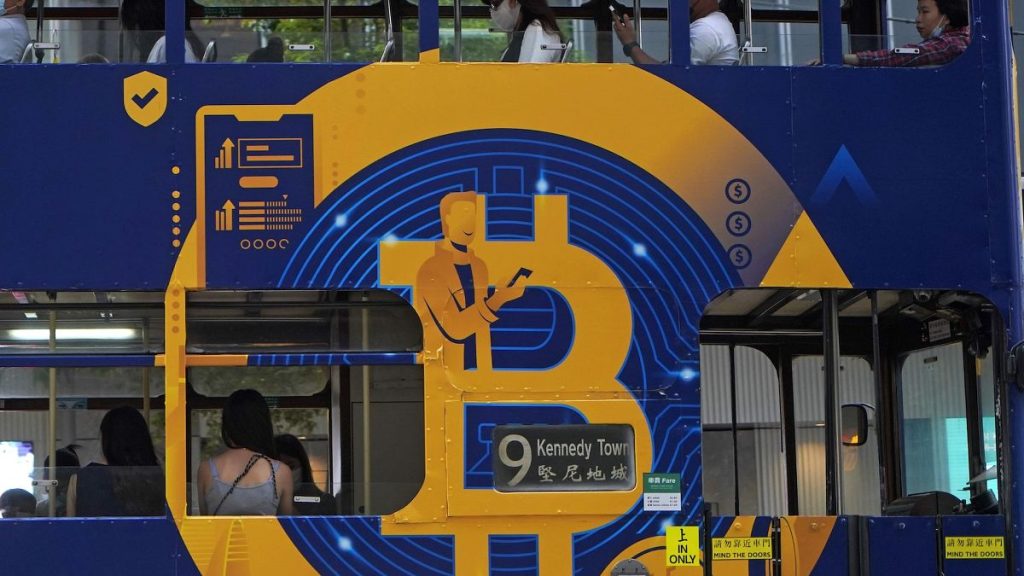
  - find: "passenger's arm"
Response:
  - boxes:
[278,466,294,516]
[197,460,210,516]
[66,474,77,517]
[612,14,660,65]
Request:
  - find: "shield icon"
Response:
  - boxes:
[123,71,167,127]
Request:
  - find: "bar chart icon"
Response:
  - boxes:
[214,138,235,170]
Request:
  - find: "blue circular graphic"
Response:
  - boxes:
[724,178,751,204]
[726,211,752,237]
[277,129,742,575]
[728,244,752,269]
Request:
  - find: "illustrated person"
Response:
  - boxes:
[415,191,528,371]
[67,407,164,517]
[197,389,293,516]
[274,434,336,515]
[612,0,738,65]
[487,0,564,63]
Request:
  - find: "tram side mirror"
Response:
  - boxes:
[841,404,868,447]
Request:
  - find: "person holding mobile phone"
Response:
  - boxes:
[485,0,564,63]
[612,0,738,65]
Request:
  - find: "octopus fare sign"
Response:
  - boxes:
[492,424,635,491]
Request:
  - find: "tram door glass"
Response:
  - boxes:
[700,344,787,517]
[792,355,879,516]
[899,342,970,499]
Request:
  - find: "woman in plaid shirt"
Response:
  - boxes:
[846,0,969,67]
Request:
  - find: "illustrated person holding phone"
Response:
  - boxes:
[811,0,968,67]
[415,191,529,371]
[611,0,738,65]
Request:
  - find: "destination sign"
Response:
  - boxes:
[492,424,635,492]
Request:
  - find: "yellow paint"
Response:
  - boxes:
[779,516,836,576]
[945,536,1004,559]
[179,518,319,575]
[186,354,248,367]
[666,526,701,566]
[761,211,851,288]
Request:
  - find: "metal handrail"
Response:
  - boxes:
[380,0,396,61]
[454,0,463,62]
[632,0,641,48]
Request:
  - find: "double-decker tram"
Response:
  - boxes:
[0,0,1020,574]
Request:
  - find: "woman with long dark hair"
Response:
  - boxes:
[197,389,293,516]
[119,0,205,63]
[487,0,563,63]
[67,407,164,517]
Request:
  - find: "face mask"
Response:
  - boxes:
[930,16,947,38]
[490,0,521,33]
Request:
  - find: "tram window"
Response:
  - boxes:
[0,367,165,518]
[792,355,880,516]
[840,0,970,67]
[185,290,424,517]
[0,291,164,355]
[187,290,421,353]
[333,0,420,63]
[700,344,787,516]
[899,342,971,499]
[442,0,668,63]
[20,18,120,64]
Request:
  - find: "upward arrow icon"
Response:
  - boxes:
[810,146,878,207]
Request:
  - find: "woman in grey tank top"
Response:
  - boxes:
[196,389,294,516]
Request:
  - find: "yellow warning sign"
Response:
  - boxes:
[666,526,700,566]
[944,536,1004,559]
[712,537,773,560]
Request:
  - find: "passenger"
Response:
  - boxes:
[836,0,968,66]
[247,37,284,63]
[275,434,336,515]
[0,488,36,518]
[35,444,80,517]
[198,389,293,516]
[119,0,204,63]
[67,407,164,517]
[487,0,564,63]
[0,0,30,64]
[612,0,738,65]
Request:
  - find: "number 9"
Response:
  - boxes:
[497,434,532,487]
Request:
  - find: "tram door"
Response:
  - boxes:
[700,289,1006,576]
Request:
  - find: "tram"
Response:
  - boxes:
[0,0,1019,574]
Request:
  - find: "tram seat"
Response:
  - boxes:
[202,40,217,63]
[883,491,961,516]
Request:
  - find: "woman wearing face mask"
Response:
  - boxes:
[837,0,968,66]
[274,434,336,515]
[487,0,564,63]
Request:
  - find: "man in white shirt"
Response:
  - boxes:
[0,0,29,64]
[612,0,739,66]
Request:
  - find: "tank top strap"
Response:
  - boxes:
[208,457,220,480]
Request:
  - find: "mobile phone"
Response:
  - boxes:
[506,267,533,287]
